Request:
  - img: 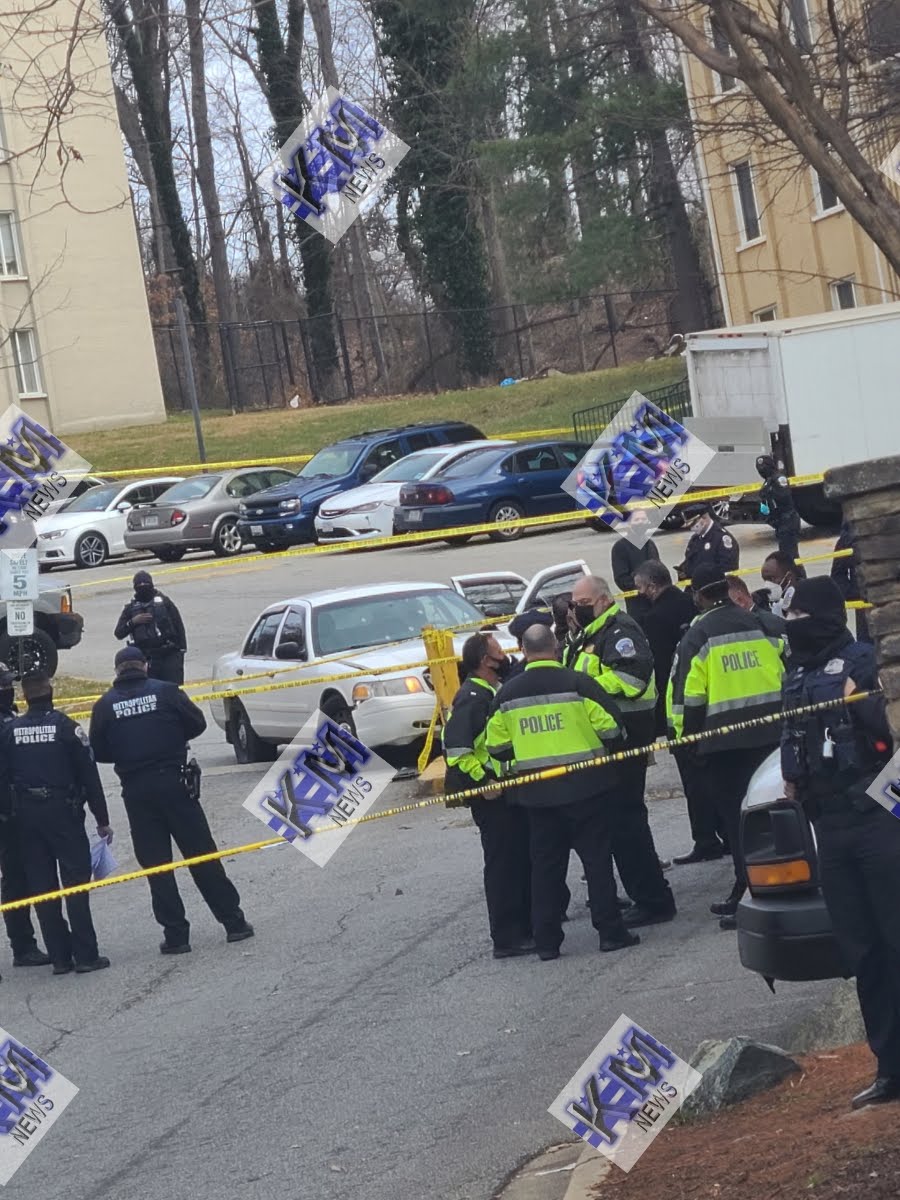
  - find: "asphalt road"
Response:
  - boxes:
[2,518,840,1199]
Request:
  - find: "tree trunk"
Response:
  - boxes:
[185,0,236,333]
[233,124,279,299]
[113,83,176,275]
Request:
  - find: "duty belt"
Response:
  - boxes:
[18,786,69,801]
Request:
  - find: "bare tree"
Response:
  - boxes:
[636,0,900,276]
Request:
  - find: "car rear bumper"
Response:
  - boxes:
[737,891,846,982]
[237,515,315,546]
[125,526,203,550]
[394,503,483,535]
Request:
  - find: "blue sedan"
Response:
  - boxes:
[393,440,589,543]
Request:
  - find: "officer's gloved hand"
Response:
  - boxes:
[97,824,114,845]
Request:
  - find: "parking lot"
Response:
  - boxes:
[4,517,840,1200]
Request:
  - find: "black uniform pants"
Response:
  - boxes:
[16,798,99,967]
[469,795,532,950]
[673,748,727,852]
[147,650,185,686]
[706,744,774,891]
[0,823,41,959]
[611,757,674,912]
[815,808,900,1076]
[526,795,625,954]
[776,515,805,577]
[122,767,244,946]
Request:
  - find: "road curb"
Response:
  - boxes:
[561,1144,611,1200]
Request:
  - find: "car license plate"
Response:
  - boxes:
[144,516,160,528]
[407,510,423,523]
[250,524,263,536]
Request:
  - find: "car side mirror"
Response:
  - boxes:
[275,640,306,661]
[116,501,133,512]
[359,463,379,482]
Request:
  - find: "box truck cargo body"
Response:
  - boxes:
[683,301,900,526]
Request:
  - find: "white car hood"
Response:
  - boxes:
[35,510,115,533]
[319,483,400,515]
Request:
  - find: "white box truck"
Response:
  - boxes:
[682,300,900,527]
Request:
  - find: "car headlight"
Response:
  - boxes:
[239,503,249,516]
[346,502,381,514]
[279,498,302,513]
[39,529,66,540]
[352,677,425,703]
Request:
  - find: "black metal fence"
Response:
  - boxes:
[153,290,679,413]
[572,375,691,445]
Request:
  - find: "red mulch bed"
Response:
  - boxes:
[593,1042,900,1198]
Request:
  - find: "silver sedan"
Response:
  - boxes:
[124,466,297,561]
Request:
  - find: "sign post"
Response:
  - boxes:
[0,549,39,677]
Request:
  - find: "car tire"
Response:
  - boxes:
[74,531,108,569]
[444,535,473,546]
[321,692,356,736]
[213,518,243,557]
[153,546,186,562]
[0,628,58,679]
[258,542,288,555]
[232,703,278,764]
[487,500,525,542]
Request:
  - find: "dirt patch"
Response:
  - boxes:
[593,1042,900,1198]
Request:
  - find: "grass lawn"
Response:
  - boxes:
[68,359,685,472]
[50,674,104,700]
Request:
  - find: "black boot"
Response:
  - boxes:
[673,843,725,865]
[851,1077,900,1110]
[13,947,51,967]
[710,885,744,917]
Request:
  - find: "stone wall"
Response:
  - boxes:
[825,456,900,744]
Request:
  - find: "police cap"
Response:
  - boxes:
[508,609,553,643]
[115,645,147,668]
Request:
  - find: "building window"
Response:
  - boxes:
[813,170,841,214]
[787,0,813,52]
[753,306,777,322]
[0,214,22,276]
[11,328,42,395]
[831,278,857,310]
[732,161,761,243]
[710,18,738,92]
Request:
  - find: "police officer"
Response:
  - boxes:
[780,576,898,1108]
[485,623,638,961]
[507,609,554,680]
[761,551,802,619]
[610,509,660,621]
[89,646,253,954]
[756,454,804,576]
[727,574,788,641]
[668,564,785,928]
[676,503,739,581]
[0,672,111,975]
[114,571,187,685]
[569,575,675,927]
[443,632,533,958]
[0,662,50,974]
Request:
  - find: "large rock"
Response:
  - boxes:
[681,1037,801,1119]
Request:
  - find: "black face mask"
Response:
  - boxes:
[785,616,847,661]
[574,603,596,631]
[135,586,154,602]
[487,655,512,682]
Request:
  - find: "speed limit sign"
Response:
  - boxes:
[0,549,38,602]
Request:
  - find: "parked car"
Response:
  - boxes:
[736,750,845,983]
[449,560,589,620]
[236,421,485,552]
[46,475,109,517]
[0,582,84,677]
[209,562,579,763]
[314,440,513,544]
[35,477,184,569]
[124,467,298,562]
[392,440,590,544]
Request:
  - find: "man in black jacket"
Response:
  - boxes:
[89,646,252,954]
[114,571,187,685]
[676,504,739,581]
[756,454,804,575]
[727,574,788,641]
[610,509,660,620]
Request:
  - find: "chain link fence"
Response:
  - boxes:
[154,290,679,413]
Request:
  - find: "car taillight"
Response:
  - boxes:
[60,589,72,614]
[171,510,187,525]
[747,860,812,888]
[742,800,818,895]
[400,484,455,505]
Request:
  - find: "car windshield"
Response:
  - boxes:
[63,484,123,513]
[372,451,447,484]
[157,476,221,504]
[437,449,506,479]
[297,445,360,479]
[312,589,484,656]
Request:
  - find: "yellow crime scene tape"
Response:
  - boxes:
[0,689,880,915]
[88,427,573,479]
[56,544,866,716]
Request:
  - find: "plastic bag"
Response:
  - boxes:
[91,838,118,881]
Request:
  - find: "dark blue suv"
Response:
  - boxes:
[236,420,485,551]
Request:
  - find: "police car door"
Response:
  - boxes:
[231,608,293,739]
[449,571,529,618]
[264,605,320,741]
[515,561,590,615]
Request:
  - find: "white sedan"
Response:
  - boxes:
[209,561,586,762]
[314,440,513,543]
[36,477,184,569]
